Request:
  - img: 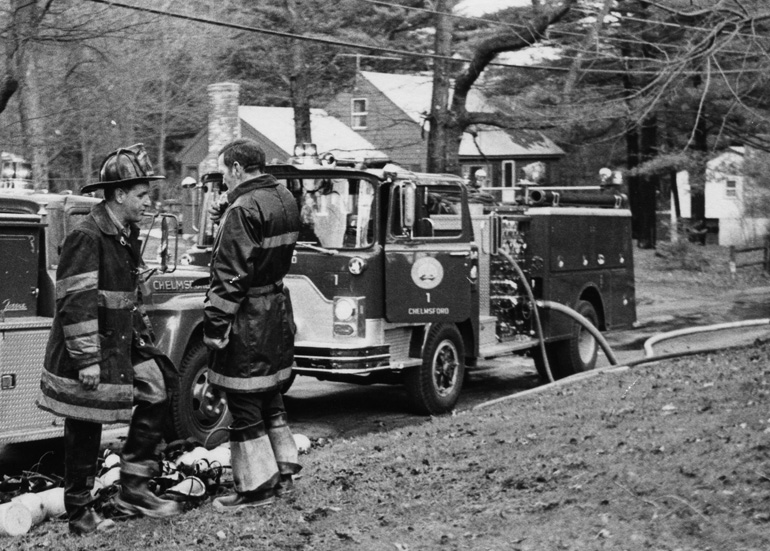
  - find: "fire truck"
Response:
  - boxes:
[150,150,636,446]
[0,151,635,447]
[0,152,34,192]
[0,191,187,445]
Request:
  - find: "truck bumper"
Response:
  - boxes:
[293,344,421,375]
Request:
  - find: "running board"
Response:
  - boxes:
[478,337,539,359]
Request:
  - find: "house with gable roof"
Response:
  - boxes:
[324,70,565,191]
[178,105,389,183]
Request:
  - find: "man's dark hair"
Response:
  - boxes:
[219,139,266,173]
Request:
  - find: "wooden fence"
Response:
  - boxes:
[729,237,770,276]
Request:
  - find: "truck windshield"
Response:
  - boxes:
[287,177,375,249]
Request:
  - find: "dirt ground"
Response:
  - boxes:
[633,242,770,326]
[3,242,770,550]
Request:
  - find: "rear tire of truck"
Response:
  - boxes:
[547,300,599,379]
[405,324,465,415]
[170,342,232,449]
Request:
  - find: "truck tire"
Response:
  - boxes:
[169,342,231,448]
[405,324,465,415]
[548,300,599,379]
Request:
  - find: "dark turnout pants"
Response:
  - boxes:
[64,359,169,517]
[225,390,301,494]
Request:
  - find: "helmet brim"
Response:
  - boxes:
[81,175,165,195]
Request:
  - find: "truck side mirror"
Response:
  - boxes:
[181,177,200,232]
[158,213,179,274]
[402,182,416,230]
[490,213,501,255]
[159,215,169,272]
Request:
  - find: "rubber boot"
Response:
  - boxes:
[265,412,302,496]
[213,423,280,512]
[114,472,182,518]
[114,401,181,518]
[64,419,115,535]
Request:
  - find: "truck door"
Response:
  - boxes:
[384,180,474,323]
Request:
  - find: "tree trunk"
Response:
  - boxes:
[637,114,658,249]
[669,170,680,243]
[426,0,453,174]
[290,39,312,145]
[157,69,168,179]
[13,0,48,191]
[286,0,311,145]
[690,110,708,221]
[625,123,641,239]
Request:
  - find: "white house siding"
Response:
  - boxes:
[705,148,769,246]
[675,171,692,219]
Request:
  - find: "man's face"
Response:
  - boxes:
[218,153,237,190]
[118,182,151,225]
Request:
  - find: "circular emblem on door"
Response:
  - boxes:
[411,256,444,289]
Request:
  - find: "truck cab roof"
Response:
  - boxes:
[0,192,99,214]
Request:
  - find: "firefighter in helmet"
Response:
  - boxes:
[38,144,182,534]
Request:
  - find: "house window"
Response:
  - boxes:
[725,179,737,198]
[351,98,368,129]
[502,161,515,188]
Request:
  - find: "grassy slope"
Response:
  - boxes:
[14,343,770,551]
[8,244,770,550]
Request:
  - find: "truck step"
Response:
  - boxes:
[478,337,539,359]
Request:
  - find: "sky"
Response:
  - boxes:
[455,0,531,17]
[455,0,560,66]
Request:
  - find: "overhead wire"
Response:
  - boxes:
[82,0,572,71]
[80,0,770,80]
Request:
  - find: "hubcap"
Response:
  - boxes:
[433,339,459,397]
[578,325,597,364]
[190,366,228,429]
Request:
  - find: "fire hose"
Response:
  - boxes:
[476,252,770,410]
[497,250,619,385]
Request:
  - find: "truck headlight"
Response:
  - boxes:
[334,298,356,322]
[333,296,365,338]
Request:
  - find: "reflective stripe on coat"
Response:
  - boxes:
[38,201,177,423]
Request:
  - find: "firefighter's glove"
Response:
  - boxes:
[203,334,228,350]
[78,364,101,391]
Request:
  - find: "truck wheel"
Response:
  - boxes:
[170,342,231,448]
[405,324,465,415]
[551,300,599,378]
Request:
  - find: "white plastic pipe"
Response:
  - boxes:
[643,318,770,357]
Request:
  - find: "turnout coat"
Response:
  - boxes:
[204,174,300,393]
[38,202,176,423]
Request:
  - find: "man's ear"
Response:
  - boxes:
[115,188,126,204]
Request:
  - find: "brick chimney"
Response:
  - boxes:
[199,82,241,176]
